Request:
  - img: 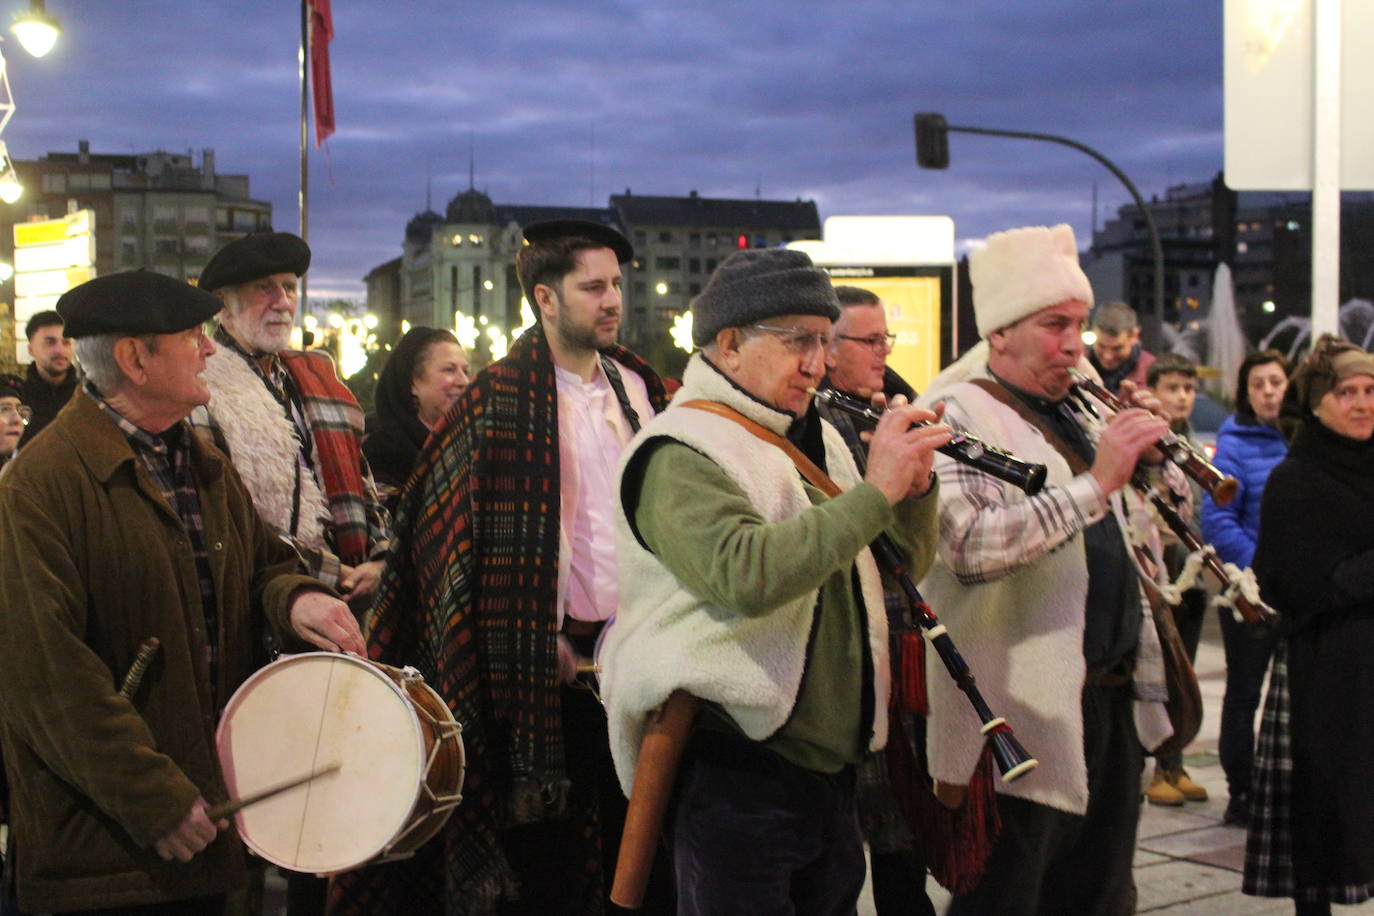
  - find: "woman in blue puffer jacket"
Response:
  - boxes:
[1202,349,1290,827]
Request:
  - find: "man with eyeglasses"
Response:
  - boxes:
[601,248,950,915]
[818,286,934,915]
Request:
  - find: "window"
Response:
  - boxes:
[121,210,139,228]
[154,238,178,255]
[216,208,232,230]
[68,173,91,191]
[658,231,673,243]
[689,233,701,248]
[184,206,210,225]
[121,241,138,264]
[41,174,66,193]
[233,211,256,231]
[153,206,177,221]
[688,258,701,274]
[633,281,646,297]
[634,231,647,246]
[706,258,718,272]
[655,256,681,271]
[186,236,210,254]
[689,283,701,295]
[90,174,111,190]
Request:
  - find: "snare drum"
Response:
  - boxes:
[216,652,463,875]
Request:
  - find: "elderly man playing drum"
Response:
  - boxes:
[0,271,363,915]
[916,224,1174,915]
[601,248,949,915]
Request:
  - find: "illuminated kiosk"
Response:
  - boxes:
[13,209,95,365]
[789,216,955,392]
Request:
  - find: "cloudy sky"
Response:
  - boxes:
[6,1,1224,301]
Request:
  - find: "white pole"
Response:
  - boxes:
[1310,0,1342,338]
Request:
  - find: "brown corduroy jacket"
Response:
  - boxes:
[0,391,321,913]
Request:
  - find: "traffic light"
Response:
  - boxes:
[914,113,950,170]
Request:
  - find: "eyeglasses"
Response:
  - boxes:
[0,404,32,425]
[749,324,833,355]
[836,332,897,354]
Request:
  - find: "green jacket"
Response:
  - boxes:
[0,391,320,913]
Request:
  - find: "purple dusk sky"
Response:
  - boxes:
[6,1,1224,302]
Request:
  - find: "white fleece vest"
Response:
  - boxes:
[196,349,330,551]
[918,370,1171,816]
[601,356,889,795]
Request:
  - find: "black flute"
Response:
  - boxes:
[1063,388,1278,631]
[810,387,1048,495]
[870,533,1038,782]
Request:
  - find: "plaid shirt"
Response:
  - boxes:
[91,384,219,688]
[934,398,1109,586]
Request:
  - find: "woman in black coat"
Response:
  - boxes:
[1244,336,1374,915]
[363,327,469,510]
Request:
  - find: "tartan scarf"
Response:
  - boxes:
[278,349,373,565]
[348,323,667,914]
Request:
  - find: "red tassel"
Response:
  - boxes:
[885,708,1003,896]
[900,629,928,716]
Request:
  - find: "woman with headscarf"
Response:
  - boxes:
[363,327,469,510]
[1201,349,1290,826]
[1243,336,1374,915]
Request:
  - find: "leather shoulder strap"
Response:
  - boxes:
[966,379,1089,475]
[679,400,841,498]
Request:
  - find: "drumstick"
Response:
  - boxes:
[118,637,161,699]
[207,762,342,822]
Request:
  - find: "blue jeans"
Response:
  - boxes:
[672,731,865,916]
[1217,606,1277,798]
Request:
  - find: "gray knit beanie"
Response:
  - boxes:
[691,248,840,347]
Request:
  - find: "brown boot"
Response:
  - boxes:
[1166,766,1208,802]
[1145,767,1185,806]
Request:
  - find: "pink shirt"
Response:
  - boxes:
[554,359,655,625]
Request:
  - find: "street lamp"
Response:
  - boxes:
[914,112,1166,351]
[10,0,59,58]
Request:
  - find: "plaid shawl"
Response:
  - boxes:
[334,324,666,915]
[280,350,388,566]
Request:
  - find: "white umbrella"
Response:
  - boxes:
[1208,263,1248,401]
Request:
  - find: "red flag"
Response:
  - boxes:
[309,0,335,146]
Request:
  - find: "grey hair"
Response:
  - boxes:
[74,333,158,394]
[73,334,126,393]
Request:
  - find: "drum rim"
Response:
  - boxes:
[216,651,429,873]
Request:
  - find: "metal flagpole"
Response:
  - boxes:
[298,0,310,321]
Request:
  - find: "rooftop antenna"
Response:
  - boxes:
[468,132,476,191]
[755,175,762,199]
[589,124,596,206]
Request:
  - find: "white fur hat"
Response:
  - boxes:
[968,224,1093,338]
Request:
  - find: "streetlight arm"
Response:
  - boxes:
[939,121,1166,351]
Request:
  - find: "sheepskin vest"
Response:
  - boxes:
[197,347,330,552]
[918,372,1171,816]
[602,355,889,793]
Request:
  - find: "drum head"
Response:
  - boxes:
[217,653,426,874]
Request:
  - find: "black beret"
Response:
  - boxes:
[57,270,223,339]
[199,231,311,292]
[523,219,634,264]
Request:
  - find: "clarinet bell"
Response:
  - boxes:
[982,718,1039,783]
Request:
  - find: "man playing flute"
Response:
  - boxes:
[602,248,949,915]
[916,224,1176,915]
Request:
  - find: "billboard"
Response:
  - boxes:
[790,216,955,392]
[14,210,95,364]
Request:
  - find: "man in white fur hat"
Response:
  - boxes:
[916,224,1176,914]
[601,248,951,915]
